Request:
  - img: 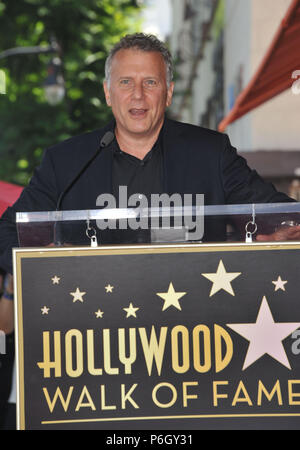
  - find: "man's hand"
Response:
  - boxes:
[256,225,300,242]
[4,273,14,295]
[0,274,14,334]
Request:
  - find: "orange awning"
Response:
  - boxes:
[218,0,300,132]
[0,180,23,217]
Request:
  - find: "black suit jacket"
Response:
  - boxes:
[0,118,293,273]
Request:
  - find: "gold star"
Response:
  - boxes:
[272,276,288,292]
[202,260,241,297]
[123,302,139,318]
[95,309,104,318]
[51,275,60,284]
[41,306,50,315]
[156,282,187,311]
[105,284,114,293]
[70,287,86,303]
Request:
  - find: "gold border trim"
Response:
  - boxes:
[13,250,25,430]
[13,241,300,260]
[41,412,300,425]
[13,241,300,430]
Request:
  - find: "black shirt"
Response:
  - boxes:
[108,126,164,243]
[112,127,164,205]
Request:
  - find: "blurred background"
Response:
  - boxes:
[167,0,300,199]
[0,0,300,430]
[0,0,299,200]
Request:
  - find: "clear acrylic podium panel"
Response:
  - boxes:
[16,202,300,247]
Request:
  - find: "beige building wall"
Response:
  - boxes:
[224,0,252,150]
[250,0,300,150]
[169,0,192,123]
[169,0,217,125]
[226,0,300,151]
[169,0,300,152]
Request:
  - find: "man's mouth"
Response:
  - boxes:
[129,108,148,117]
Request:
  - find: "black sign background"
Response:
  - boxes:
[14,244,300,430]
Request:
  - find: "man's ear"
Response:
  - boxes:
[166,82,174,108]
[103,81,111,107]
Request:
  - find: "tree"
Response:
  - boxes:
[0,0,142,185]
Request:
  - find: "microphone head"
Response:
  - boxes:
[100,131,115,148]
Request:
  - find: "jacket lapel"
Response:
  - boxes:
[162,118,189,194]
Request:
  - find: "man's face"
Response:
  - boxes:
[103,49,174,139]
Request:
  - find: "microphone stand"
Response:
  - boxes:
[53,131,115,246]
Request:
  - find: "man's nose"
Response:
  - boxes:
[132,82,144,99]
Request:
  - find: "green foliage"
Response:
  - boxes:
[0,0,141,185]
[212,0,224,39]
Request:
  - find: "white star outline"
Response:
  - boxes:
[51,275,60,285]
[123,302,139,318]
[272,276,288,292]
[70,287,86,303]
[227,296,300,370]
[202,259,241,297]
[156,282,187,311]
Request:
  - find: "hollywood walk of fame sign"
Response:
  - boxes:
[13,243,300,430]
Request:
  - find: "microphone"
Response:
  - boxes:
[56,131,114,211]
[54,130,114,245]
[99,130,115,149]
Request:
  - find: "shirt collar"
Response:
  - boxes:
[111,119,165,161]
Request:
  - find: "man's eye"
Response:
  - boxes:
[144,79,157,86]
[120,79,132,86]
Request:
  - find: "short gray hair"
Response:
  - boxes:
[105,33,173,88]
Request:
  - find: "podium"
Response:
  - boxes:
[13,203,300,430]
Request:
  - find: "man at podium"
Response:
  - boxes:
[0,33,299,276]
